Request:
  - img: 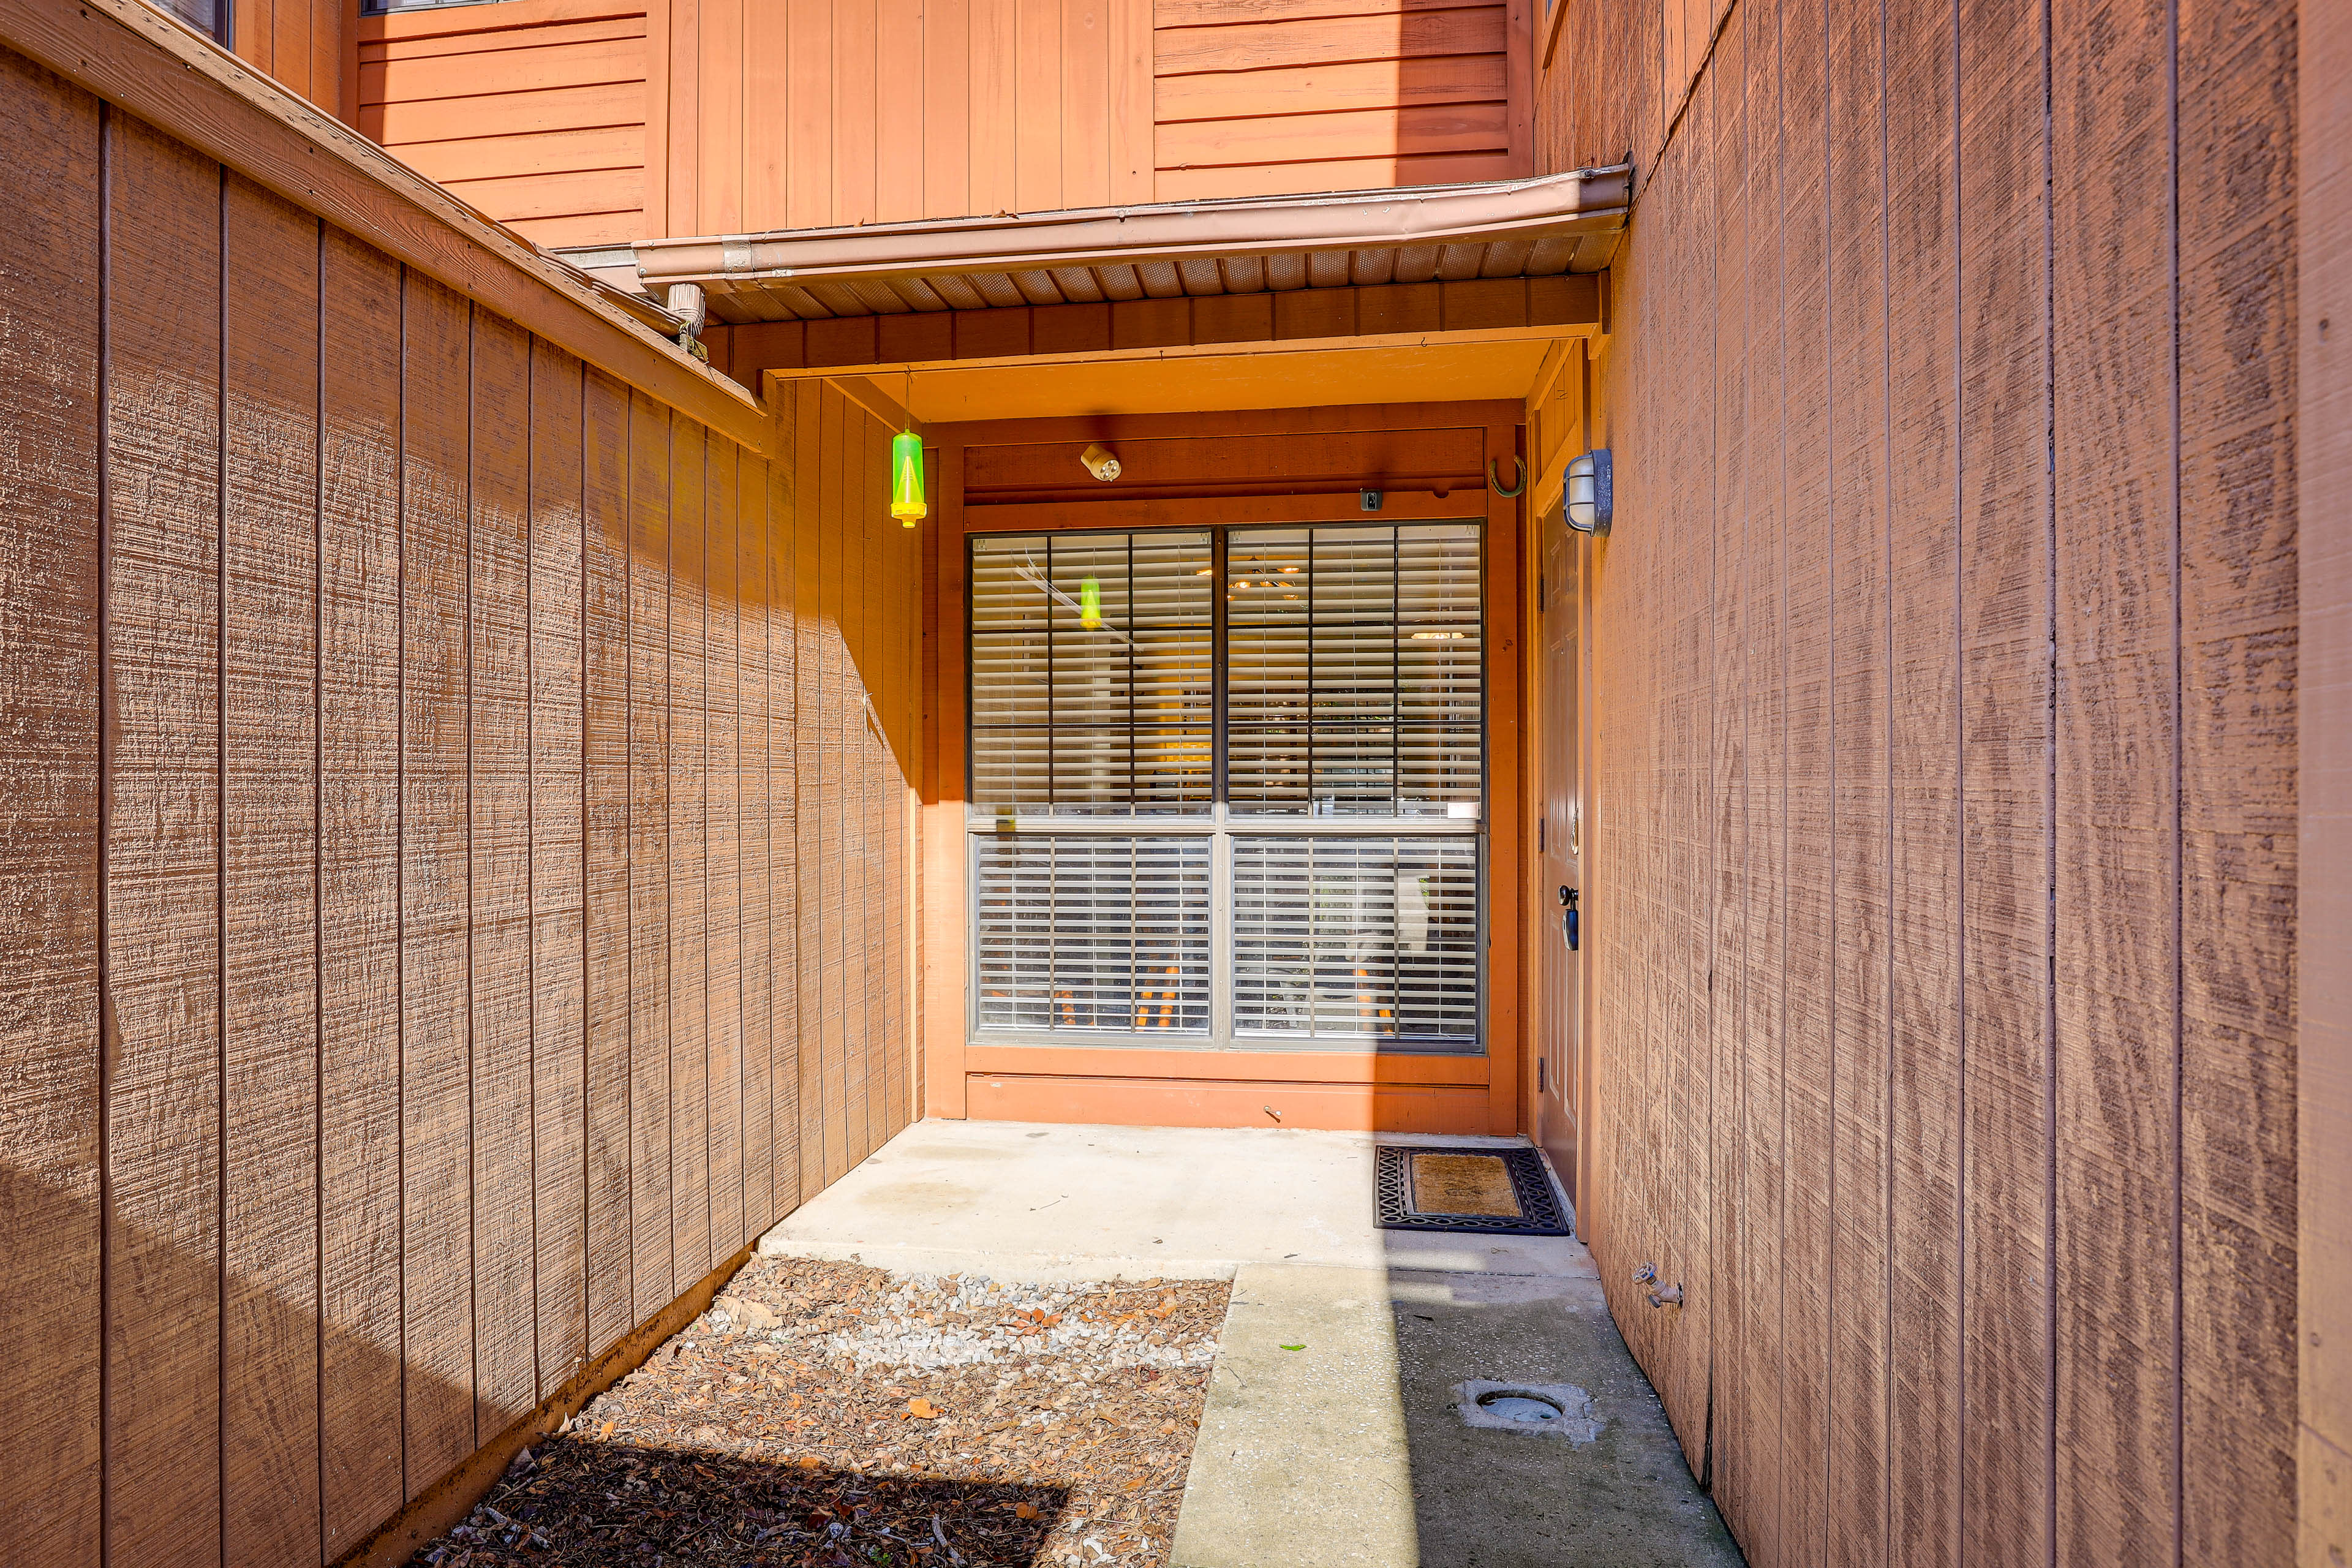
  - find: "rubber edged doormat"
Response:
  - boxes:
[1375,1144,1570,1236]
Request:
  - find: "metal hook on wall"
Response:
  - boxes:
[1487,456,1527,497]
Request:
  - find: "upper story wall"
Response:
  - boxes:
[353,0,1534,241]
[358,0,653,249]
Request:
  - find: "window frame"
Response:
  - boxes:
[963,519,1490,1057]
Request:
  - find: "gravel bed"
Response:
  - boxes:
[407,1256,1231,1567]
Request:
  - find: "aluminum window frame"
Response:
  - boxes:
[965,520,1489,1056]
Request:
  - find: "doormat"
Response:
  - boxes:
[1375,1145,1570,1236]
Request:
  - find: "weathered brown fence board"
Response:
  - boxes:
[317,225,408,1560]
[1954,0,2055,1558]
[104,114,225,1568]
[0,51,102,1567]
[707,439,747,1261]
[470,309,540,1440]
[529,340,590,1400]
[628,390,676,1320]
[767,442,803,1216]
[220,173,325,1568]
[670,424,712,1284]
[581,368,637,1360]
[2174,0,2299,1557]
[401,273,480,1490]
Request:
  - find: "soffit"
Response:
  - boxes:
[553,167,1632,328]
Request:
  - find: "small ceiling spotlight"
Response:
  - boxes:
[1080,442,1122,481]
[1565,448,1613,536]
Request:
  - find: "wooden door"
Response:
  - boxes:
[1536,502,1584,1214]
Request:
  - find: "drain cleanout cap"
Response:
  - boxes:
[1452,1381,1605,1444]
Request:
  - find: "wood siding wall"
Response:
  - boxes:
[1542,0,2300,1565]
[1153,0,1529,201]
[350,0,1541,243]
[232,0,349,118]
[0,46,918,1567]
[358,0,652,249]
[653,0,1153,235]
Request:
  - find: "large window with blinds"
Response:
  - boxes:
[968,522,1485,1052]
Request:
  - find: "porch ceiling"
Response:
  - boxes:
[552,167,1631,328]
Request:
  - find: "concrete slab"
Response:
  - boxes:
[758,1119,1597,1281]
[756,1120,1741,1567]
[1170,1264,1741,1568]
[1170,1264,1420,1567]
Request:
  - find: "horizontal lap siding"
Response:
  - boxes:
[356,2,649,249]
[1153,0,1518,198]
[0,43,920,1567]
[1537,1,2298,1566]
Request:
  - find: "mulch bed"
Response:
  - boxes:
[407,1256,1231,1567]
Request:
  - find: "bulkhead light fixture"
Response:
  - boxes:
[1081,443,1122,481]
[1564,448,1613,536]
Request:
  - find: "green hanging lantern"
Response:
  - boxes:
[891,428,926,525]
[1079,576,1104,630]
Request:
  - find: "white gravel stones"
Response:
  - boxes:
[703,1269,1223,1373]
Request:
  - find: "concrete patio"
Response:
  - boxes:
[757,1121,1743,1567]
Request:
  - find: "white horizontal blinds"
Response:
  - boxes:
[968,530,1213,816]
[974,836,1211,1033]
[1225,522,1483,816]
[1231,837,1480,1043]
[1395,523,1484,813]
[968,521,1483,1051]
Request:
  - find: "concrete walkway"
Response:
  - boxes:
[758,1120,1743,1568]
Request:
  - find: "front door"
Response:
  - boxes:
[1536,503,1584,1213]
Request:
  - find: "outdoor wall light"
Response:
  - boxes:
[1564,448,1613,536]
[1081,443,1122,481]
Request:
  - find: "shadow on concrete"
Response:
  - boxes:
[409,1438,1071,1565]
[1383,1251,1747,1567]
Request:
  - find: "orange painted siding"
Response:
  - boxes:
[232,0,351,116]
[655,0,1153,235]
[1153,0,1532,200]
[358,0,650,249]
[347,0,1538,248]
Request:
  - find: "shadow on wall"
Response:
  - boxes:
[4,1158,460,1564]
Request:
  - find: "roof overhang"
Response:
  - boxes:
[553,167,1631,328]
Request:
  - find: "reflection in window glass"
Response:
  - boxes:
[969,531,1212,815]
[1226,522,1482,816]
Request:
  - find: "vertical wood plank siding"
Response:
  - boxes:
[356,0,1537,239]
[1152,0,1529,201]
[0,42,919,1567]
[1539,0,2297,1564]
[357,0,654,251]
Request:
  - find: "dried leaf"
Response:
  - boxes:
[597,1420,616,1440]
[908,1398,941,1419]
[1015,1502,1041,1521]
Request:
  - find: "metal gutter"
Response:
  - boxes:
[620,167,1634,292]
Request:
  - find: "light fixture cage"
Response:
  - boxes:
[1564,448,1613,537]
